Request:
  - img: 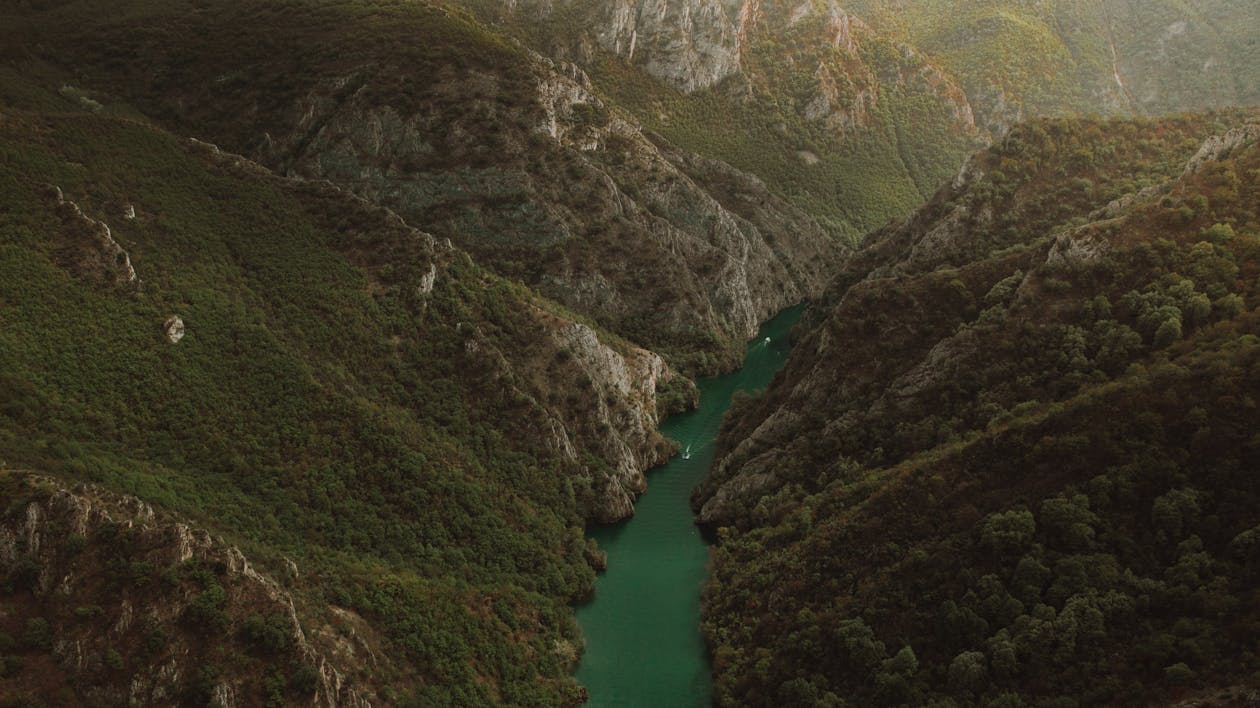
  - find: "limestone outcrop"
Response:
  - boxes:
[554,322,671,521]
[496,0,748,93]
[43,185,138,287]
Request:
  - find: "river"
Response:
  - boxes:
[575,305,805,707]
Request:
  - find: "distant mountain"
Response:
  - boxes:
[464,0,1260,238]
[843,0,1260,131]
[698,109,1260,705]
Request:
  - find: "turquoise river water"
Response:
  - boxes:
[575,305,804,707]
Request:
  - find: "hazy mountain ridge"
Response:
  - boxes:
[465,0,1259,240]
[842,0,1260,131]
[699,109,1260,705]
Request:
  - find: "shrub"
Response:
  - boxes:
[20,618,50,650]
[242,613,293,654]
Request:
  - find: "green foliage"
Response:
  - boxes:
[1164,662,1196,685]
[289,663,320,696]
[655,376,699,418]
[241,614,293,654]
[701,113,1260,706]
[184,664,220,705]
[979,510,1036,556]
[19,618,50,651]
[0,109,599,701]
[948,651,987,692]
[1203,223,1236,243]
[185,583,229,634]
[0,655,25,679]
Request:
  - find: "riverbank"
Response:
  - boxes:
[575,305,805,707]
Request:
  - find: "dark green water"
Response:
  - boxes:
[575,305,804,707]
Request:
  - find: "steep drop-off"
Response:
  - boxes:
[1,474,374,706]
[0,101,686,702]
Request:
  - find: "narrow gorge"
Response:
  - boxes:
[0,0,1258,705]
[576,306,803,706]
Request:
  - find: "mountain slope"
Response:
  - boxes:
[844,0,1260,131]
[697,110,1260,705]
[0,0,843,374]
[0,99,693,702]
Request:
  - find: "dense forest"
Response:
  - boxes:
[0,100,654,704]
[700,111,1260,706]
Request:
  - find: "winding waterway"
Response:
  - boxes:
[575,305,804,707]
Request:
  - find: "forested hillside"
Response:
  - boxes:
[699,111,1260,705]
[0,80,686,702]
[0,0,1257,704]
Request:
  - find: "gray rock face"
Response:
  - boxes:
[498,0,748,93]
[594,0,747,92]
[416,263,437,296]
[452,307,676,522]
[162,315,185,343]
[263,51,842,365]
[555,322,671,521]
[1183,120,1260,176]
[1045,228,1109,268]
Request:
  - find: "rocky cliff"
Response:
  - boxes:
[263,52,840,370]
[484,0,748,93]
[0,474,377,706]
[588,0,747,93]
